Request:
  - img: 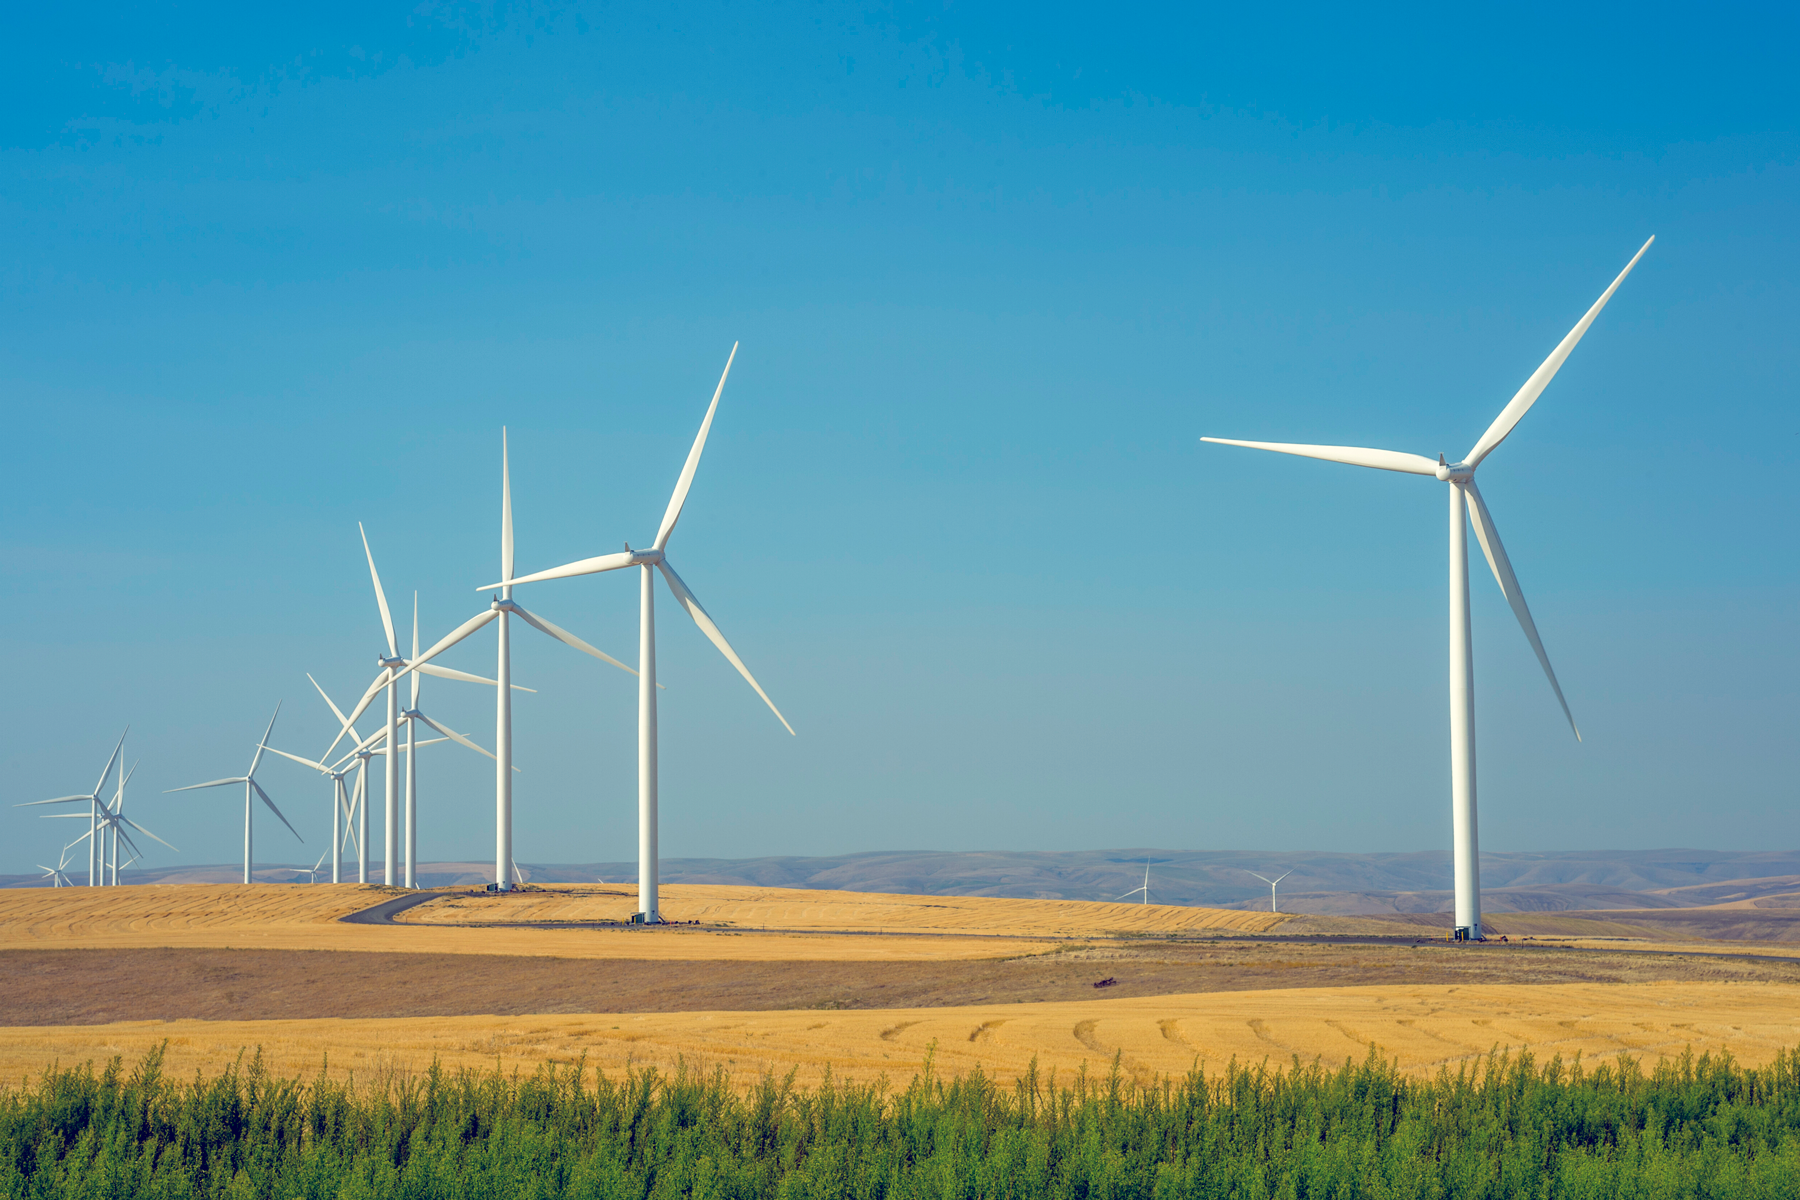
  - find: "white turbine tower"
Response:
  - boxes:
[1202,238,1652,940]
[376,430,639,891]
[14,729,127,886]
[1115,856,1155,904]
[50,760,177,885]
[458,346,795,921]
[165,705,304,883]
[1247,870,1293,914]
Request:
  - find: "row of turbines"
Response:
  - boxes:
[19,238,1653,936]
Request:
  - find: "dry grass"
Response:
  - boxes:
[402,884,1290,937]
[3,981,1795,1092]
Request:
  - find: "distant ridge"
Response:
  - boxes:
[7,848,1799,915]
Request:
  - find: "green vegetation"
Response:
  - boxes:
[4,1044,1800,1198]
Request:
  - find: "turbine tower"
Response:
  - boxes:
[1203,238,1652,939]
[166,705,303,883]
[458,345,795,922]
[376,430,638,891]
[1247,870,1293,913]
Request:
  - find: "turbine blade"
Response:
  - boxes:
[90,728,128,801]
[1199,438,1439,476]
[14,795,94,808]
[1248,872,1273,885]
[657,559,794,734]
[260,745,329,773]
[501,428,514,583]
[511,603,637,676]
[119,816,179,852]
[1463,481,1581,740]
[360,522,398,656]
[654,342,737,551]
[479,551,636,591]
[248,702,281,778]
[416,663,537,692]
[384,608,499,696]
[413,712,496,762]
[1274,871,1294,885]
[1466,236,1654,467]
[251,779,304,843]
[411,592,421,707]
[164,777,247,793]
[309,673,354,733]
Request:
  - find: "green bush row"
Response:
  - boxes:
[4,1042,1800,1198]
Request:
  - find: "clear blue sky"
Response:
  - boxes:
[3,2,1795,875]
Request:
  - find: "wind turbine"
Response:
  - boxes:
[1202,238,1652,940]
[165,705,303,883]
[1247,870,1293,914]
[37,844,79,888]
[52,771,178,886]
[458,346,794,921]
[368,429,638,892]
[13,729,127,886]
[1115,856,1154,904]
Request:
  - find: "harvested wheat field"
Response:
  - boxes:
[398,883,1290,937]
[3,981,1796,1091]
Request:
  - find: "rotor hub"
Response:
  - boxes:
[1436,461,1475,482]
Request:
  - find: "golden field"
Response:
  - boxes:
[3,981,1795,1090]
[0,883,1281,961]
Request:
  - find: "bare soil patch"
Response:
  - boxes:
[6,938,1798,1026]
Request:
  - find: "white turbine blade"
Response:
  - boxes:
[413,712,496,762]
[247,702,281,778]
[164,777,247,793]
[1273,871,1294,885]
[511,603,637,676]
[1248,872,1273,885]
[657,559,794,734]
[385,608,499,694]
[1463,481,1582,740]
[41,812,99,819]
[480,550,637,591]
[119,816,178,853]
[309,673,355,733]
[654,342,738,551]
[250,779,304,843]
[501,428,514,583]
[314,850,328,872]
[416,663,538,692]
[260,745,330,773]
[1466,236,1654,467]
[90,728,128,801]
[360,522,398,657]
[14,794,94,808]
[411,592,421,707]
[1199,438,1439,476]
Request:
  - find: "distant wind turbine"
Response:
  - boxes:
[13,729,127,887]
[51,760,177,884]
[357,431,637,891]
[37,844,79,888]
[1202,238,1652,940]
[1116,857,1155,904]
[1247,870,1293,914]
[461,345,794,921]
[165,705,303,883]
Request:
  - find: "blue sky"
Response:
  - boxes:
[2,1,1795,876]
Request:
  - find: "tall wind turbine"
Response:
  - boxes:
[1202,238,1652,940]
[53,768,178,886]
[13,729,127,886]
[260,743,359,884]
[1115,856,1154,904]
[379,429,639,891]
[1247,870,1293,914]
[461,346,795,921]
[165,705,303,883]
[358,523,409,887]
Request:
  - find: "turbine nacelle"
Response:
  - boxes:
[1435,462,1475,482]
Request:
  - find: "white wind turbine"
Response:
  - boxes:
[165,705,304,883]
[54,765,179,887]
[1246,870,1293,914]
[375,429,639,891]
[1202,238,1653,940]
[13,729,127,886]
[1115,856,1155,904]
[37,844,79,888]
[458,346,794,921]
